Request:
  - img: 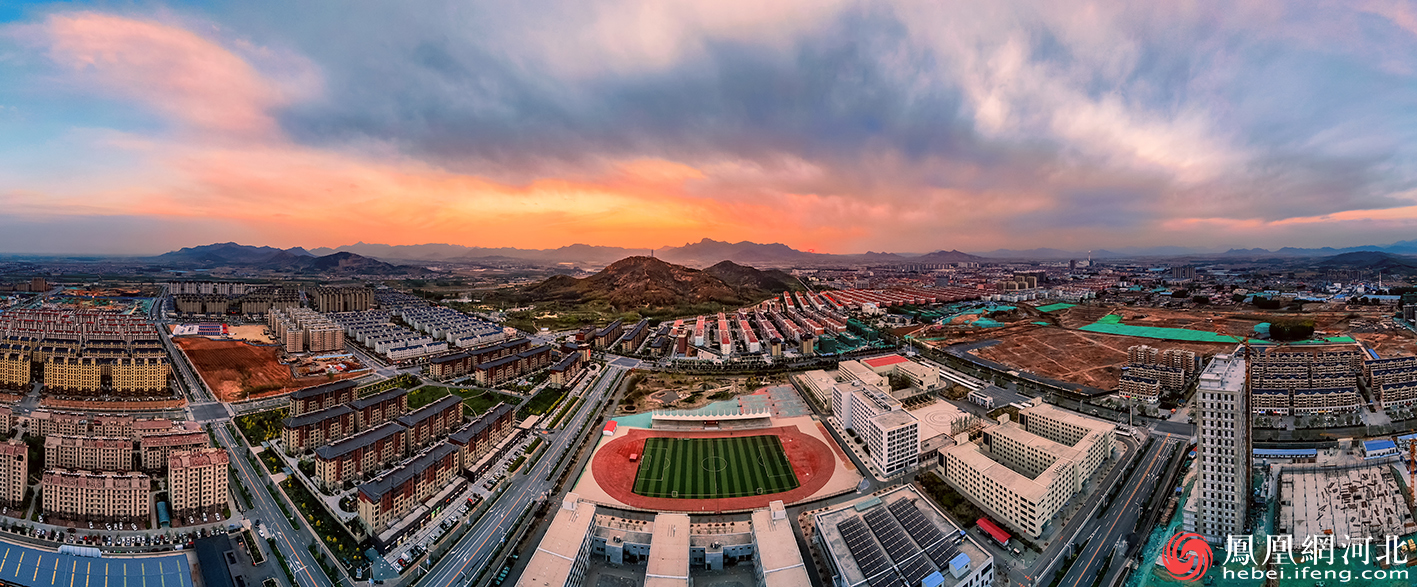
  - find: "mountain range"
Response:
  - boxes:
[152,242,416,275]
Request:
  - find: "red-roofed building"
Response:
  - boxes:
[602,421,618,437]
[863,354,911,370]
[977,518,1011,547]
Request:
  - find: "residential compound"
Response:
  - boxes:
[1365,355,1417,409]
[307,388,512,490]
[399,305,507,350]
[330,310,449,362]
[1183,351,1251,545]
[941,399,1114,538]
[29,410,188,438]
[357,442,461,540]
[170,283,299,316]
[287,380,358,416]
[1119,345,1200,403]
[168,448,229,520]
[0,310,170,396]
[45,435,132,471]
[813,485,993,587]
[425,337,569,386]
[1250,345,1363,415]
[308,286,374,313]
[268,308,345,354]
[517,497,811,587]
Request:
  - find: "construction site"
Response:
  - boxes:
[1277,462,1417,541]
[174,336,366,402]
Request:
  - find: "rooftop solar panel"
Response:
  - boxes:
[839,517,896,584]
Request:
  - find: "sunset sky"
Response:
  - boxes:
[3,1,1417,255]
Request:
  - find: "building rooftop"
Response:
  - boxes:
[169,447,229,469]
[290,379,356,401]
[942,441,1065,504]
[868,409,919,431]
[863,354,910,369]
[138,430,207,449]
[350,387,408,411]
[813,484,989,587]
[282,405,354,429]
[645,513,691,587]
[315,422,405,461]
[514,494,597,587]
[1200,352,1247,393]
[751,504,811,587]
[395,395,462,428]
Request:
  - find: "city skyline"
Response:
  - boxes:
[4,1,1417,255]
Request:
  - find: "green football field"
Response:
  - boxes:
[632,435,800,499]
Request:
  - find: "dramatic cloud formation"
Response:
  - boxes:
[1,1,1417,254]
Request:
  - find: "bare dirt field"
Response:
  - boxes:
[175,337,359,402]
[228,325,273,343]
[618,372,791,414]
[967,324,1232,390]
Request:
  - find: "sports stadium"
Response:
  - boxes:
[574,385,863,514]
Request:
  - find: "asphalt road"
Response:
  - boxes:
[1057,435,1179,587]
[215,423,337,587]
[420,364,626,587]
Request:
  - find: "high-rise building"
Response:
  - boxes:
[1183,351,1250,544]
[0,440,27,509]
[168,448,230,520]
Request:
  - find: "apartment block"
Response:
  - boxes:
[44,356,101,394]
[0,406,12,435]
[0,352,29,390]
[139,431,208,471]
[30,411,137,438]
[356,442,460,533]
[1183,351,1250,545]
[1118,375,1160,403]
[269,308,345,354]
[288,380,358,416]
[395,395,463,452]
[281,405,356,453]
[168,448,229,520]
[1123,364,1185,392]
[448,403,515,471]
[41,469,151,523]
[110,357,171,394]
[472,346,556,387]
[314,422,407,489]
[1249,346,1364,414]
[0,441,27,508]
[515,494,597,587]
[350,388,409,431]
[309,287,373,314]
[45,435,133,472]
[425,338,532,380]
[547,353,585,388]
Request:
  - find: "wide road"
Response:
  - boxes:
[215,423,336,587]
[421,364,626,587]
[1057,435,1179,587]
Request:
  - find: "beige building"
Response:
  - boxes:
[309,287,373,313]
[314,422,406,490]
[111,357,170,394]
[0,406,13,435]
[515,494,597,587]
[269,308,345,354]
[1183,351,1251,545]
[30,411,136,438]
[45,435,133,472]
[42,469,151,523]
[44,356,101,394]
[0,440,27,509]
[139,431,207,471]
[0,351,28,390]
[1118,375,1161,403]
[168,448,229,520]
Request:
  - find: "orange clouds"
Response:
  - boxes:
[38,12,311,139]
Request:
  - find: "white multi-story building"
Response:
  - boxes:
[1183,351,1250,545]
[834,381,920,477]
[941,399,1114,538]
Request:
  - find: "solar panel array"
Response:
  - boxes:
[864,507,938,586]
[837,517,904,587]
[889,498,962,568]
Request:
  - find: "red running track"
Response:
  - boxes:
[590,425,837,513]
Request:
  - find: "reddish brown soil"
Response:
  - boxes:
[591,425,836,513]
[970,326,1231,391]
[175,337,358,402]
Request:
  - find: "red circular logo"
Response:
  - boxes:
[1160,532,1212,582]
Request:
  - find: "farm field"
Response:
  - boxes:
[175,337,359,402]
[632,435,799,499]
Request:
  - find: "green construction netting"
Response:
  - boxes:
[1034,303,1076,312]
[1079,314,1260,343]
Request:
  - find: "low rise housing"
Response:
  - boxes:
[314,422,407,490]
[395,395,463,452]
[356,442,460,534]
[288,380,357,416]
[282,405,356,453]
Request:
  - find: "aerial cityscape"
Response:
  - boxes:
[4,1,1417,587]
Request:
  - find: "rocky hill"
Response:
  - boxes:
[153,243,416,275]
[520,256,792,310]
